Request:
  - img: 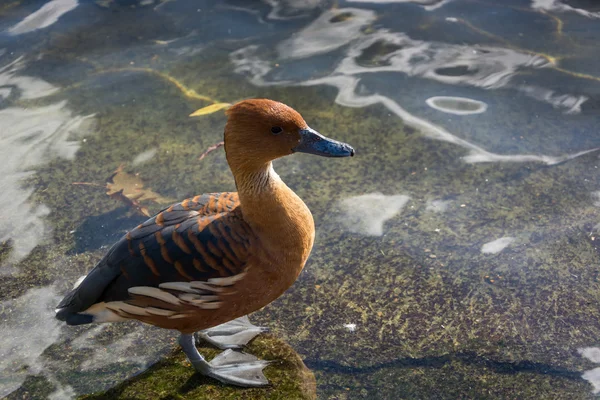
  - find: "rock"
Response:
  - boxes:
[80,334,316,400]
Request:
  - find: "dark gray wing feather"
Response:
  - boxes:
[56,192,246,324]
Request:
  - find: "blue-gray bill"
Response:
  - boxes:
[293,128,355,157]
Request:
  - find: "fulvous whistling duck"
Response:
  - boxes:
[56,99,354,387]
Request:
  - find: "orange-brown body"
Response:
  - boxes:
[119,177,315,334]
[55,99,353,336]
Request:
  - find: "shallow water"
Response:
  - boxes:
[1,0,600,398]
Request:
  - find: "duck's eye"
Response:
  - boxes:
[271,126,283,135]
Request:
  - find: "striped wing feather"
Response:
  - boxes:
[57,192,252,324]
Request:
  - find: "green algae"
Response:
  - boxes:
[79,334,316,400]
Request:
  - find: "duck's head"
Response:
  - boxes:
[224,99,354,172]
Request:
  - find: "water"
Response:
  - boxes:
[1,0,600,398]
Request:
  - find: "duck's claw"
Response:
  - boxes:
[197,316,268,349]
[198,349,271,387]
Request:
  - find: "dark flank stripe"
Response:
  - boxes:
[225,223,245,244]
[228,236,247,262]
[139,242,160,276]
[187,231,226,275]
[205,242,230,276]
[214,221,245,263]
[126,232,136,256]
[206,239,225,259]
[208,221,224,240]
[236,220,253,237]
[217,239,240,267]
[172,230,192,254]
[174,261,194,280]
[213,219,234,244]
[192,258,207,273]
[154,231,174,263]
[222,257,238,274]
[120,266,131,280]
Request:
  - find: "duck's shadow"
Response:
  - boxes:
[68,207,148,255]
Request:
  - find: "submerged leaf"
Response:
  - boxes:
[105,166,174,216]
[189,102,231,117]
[107,189,151,217]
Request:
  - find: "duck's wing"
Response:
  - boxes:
[56,192,252,326]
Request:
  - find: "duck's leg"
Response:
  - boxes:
[196,316,268,349]
[178,333,271,387]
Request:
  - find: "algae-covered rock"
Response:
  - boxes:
[80,334,316,400]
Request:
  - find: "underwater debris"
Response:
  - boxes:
[198,141,224,161]
[73,166,173,217]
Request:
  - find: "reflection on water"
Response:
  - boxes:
[231,22,600,165]
[0,57,58,100]
[579,348,600,394]
[8,0,78,36]
[337,193,410,236]
[425,96,487,115]
[425,199,451,213]
[481,237,515,255]
[73,325,160,372]
[277,8,376,60]
[346,0,452,10]
[533,0,600,17]
[259,0,322,20]
[1,0,600,398]
[0,57,95,267]
[0,286,61,397]
[131,148,158,166]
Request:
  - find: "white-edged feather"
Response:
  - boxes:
[128,286,181,305]
[190,281,225,292]
[73,274,87,289]
[198,302,223,309]
[105,301,151,316]
[208,272,246,286]
[83,302,128,323]
[159,282,204,294]
[145,307,177,316]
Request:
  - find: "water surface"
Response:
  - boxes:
[1,0,600,398]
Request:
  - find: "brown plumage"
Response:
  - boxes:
[56,98,354,386]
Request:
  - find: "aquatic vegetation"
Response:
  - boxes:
[2,0,600,398]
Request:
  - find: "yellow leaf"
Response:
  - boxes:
[189,103,231,117]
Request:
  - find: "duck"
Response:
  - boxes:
[55,98,354,387]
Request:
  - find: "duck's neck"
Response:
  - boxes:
[233,162,315,267]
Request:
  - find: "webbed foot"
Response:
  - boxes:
[196,316,268,349]
[179,333,271,387]
[200,349,271,387]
